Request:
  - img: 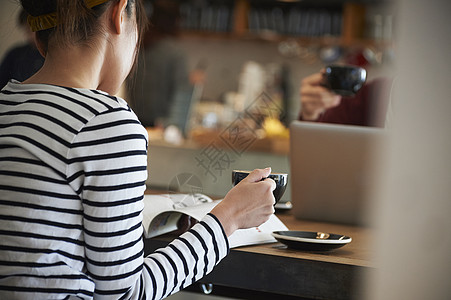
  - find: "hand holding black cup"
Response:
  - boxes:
[232,170,288,204]
[322,64,367,97]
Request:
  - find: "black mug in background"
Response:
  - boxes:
[322,65,367,96]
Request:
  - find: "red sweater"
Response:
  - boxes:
[302,78,391,128]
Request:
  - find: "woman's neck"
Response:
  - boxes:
[23,40,113,93]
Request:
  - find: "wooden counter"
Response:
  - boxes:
[144,213,373,299]
[235,214,373,268]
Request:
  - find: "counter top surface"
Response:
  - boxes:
[234,213,374,268]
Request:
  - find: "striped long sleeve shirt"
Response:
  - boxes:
[0,81,229,299]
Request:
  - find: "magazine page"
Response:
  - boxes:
[142,193,288,248]
[229,214,288,248]
[145,211,182,238]
[142,193,215,238]
[142,194,176,238]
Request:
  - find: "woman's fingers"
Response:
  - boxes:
[242,167,272,183]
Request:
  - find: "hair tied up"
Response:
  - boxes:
[27,0,110,32]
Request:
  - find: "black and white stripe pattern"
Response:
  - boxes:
[0,81,229,299]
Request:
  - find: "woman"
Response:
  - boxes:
[0,0,276,299]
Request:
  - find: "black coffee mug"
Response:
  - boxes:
[232,170,288,204]
[323,64,367,96]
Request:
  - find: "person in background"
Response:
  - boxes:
[0,0,275,299]
[299,69,392,127]
[0,9,44,89]
[129,0,204,135]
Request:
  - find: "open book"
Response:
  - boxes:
[142,193,288,248]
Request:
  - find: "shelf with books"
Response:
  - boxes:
[176,0,392,49]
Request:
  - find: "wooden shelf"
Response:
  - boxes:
[180,30,390,49]
[178,0,392,49]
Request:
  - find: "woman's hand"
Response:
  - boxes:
[300,71,342,120]
[210,168,276,237]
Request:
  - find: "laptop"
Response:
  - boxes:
[289,121,385,226]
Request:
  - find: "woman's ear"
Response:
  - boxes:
[111,0,128,34]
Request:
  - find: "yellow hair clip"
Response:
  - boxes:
[27,0,110,32]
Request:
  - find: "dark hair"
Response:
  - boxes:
[20,0,148,59]
[18,9,28,27]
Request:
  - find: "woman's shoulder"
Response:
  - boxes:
[3,82,139,128]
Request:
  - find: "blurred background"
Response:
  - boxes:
[127,0,396,133]
[0,0,396,132]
